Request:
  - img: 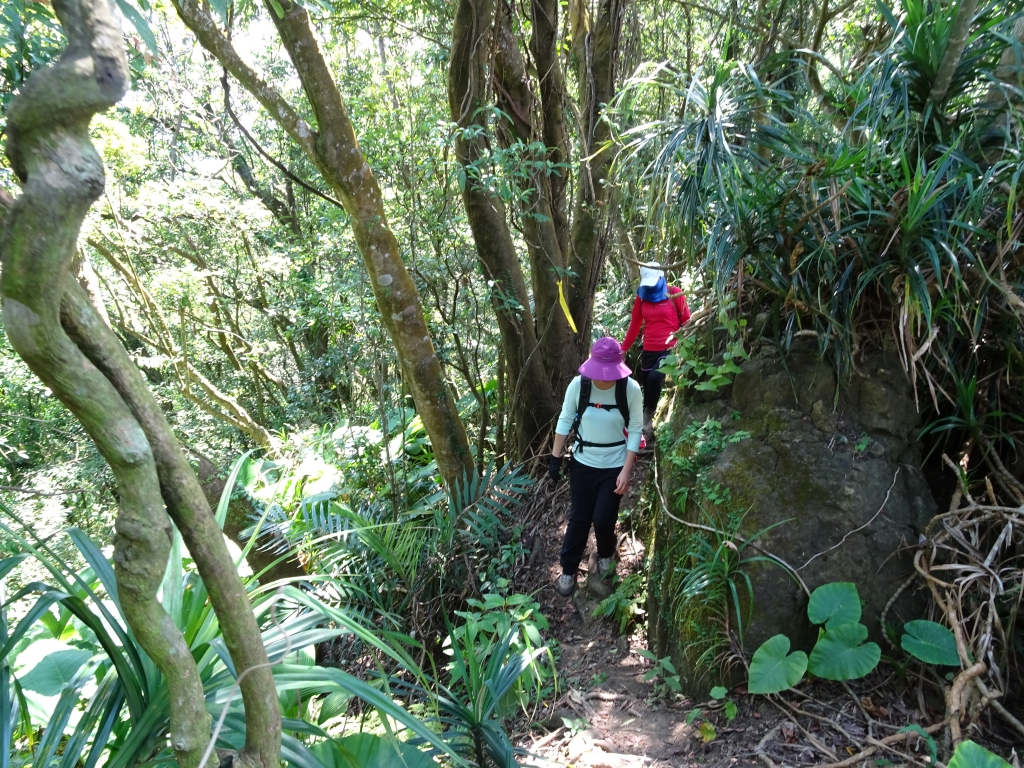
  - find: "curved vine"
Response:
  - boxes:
[0,1,281,765]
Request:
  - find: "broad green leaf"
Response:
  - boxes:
[17,643,93,696]
[807,582,861,627]
[217,451,258,529]
[808,623,880,681]
[747,634,808,694]
[68,527,121,615]
[901,620,959,666]
[709,685,727,700]
[948,740,1012,768]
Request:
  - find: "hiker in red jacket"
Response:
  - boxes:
[620,262,690,439]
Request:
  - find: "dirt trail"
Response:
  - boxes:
[514,457,777,768]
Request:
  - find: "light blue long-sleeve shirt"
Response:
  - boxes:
[555,375,643,468]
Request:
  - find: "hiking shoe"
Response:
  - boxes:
[597,557,616,579]
[556,573,577,597]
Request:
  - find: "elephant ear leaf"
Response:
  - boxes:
[901,620,960,666]
[748,634,808,694]
[808,622,880,681]
[948,740,1013,768]
[807,582,861,627]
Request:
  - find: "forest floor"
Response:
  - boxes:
[509,456,1021,768]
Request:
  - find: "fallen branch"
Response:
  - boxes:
[756,723,783,768]
[768,697,837,761]
[584,691,634,702]
[530,725,566,750]
[808,721,946,768]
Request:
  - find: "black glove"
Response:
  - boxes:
[548,455,563,482]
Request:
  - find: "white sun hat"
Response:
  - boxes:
[638,262,664,287]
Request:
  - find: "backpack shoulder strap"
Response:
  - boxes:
[577,377,592,420]
[614,378,629,428]
[569,376,592,451]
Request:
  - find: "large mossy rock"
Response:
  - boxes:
[646,340,935,692]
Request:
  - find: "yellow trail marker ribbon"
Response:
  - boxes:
[556,280,578,333]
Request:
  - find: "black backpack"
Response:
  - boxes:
[569,376,630,453]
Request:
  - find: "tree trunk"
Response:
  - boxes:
[530,0,571,257]
[448,0,560,455]
[564,0,625,382]
[448,0,628,457]
[0,1,282,764]
[928,0,982,109]
[492,4,577,405]
[172,0,475,491]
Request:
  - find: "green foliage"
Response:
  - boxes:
[807,582,862,628]
[804,583,880,681]
[748,582,880,692]
[660,304,748,392]
[807,621,882,681]
[317,733,435,768]
[609,0,1024,477]
[659,501,790,690]
[0,507,466,768]
[709,686,738,719]
[665,417,752,478]
[654,413,789,689]
[948,740,1013,768]
[747,634,808,694]
[592,572,647,633]
[245,450,533,640]
[0,0,64,108]
[561,716,590,737]
[451,591,556,710]
[588,671,609,687]
[393,622,543,768]
[637,649,682,699]
[900,620,960,666]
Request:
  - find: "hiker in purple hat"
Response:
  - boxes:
[547,337,643,597]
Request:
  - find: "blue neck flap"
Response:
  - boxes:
[638,277,668,303]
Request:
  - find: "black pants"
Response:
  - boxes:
[559,458,623,574]
[638,350,670,413]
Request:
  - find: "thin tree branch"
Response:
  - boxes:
[221,75,344,210]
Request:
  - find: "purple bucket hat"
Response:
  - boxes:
[579,337,632,380]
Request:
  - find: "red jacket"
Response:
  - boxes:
[621,287,691,352]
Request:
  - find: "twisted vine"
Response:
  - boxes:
[0,1,280,765]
